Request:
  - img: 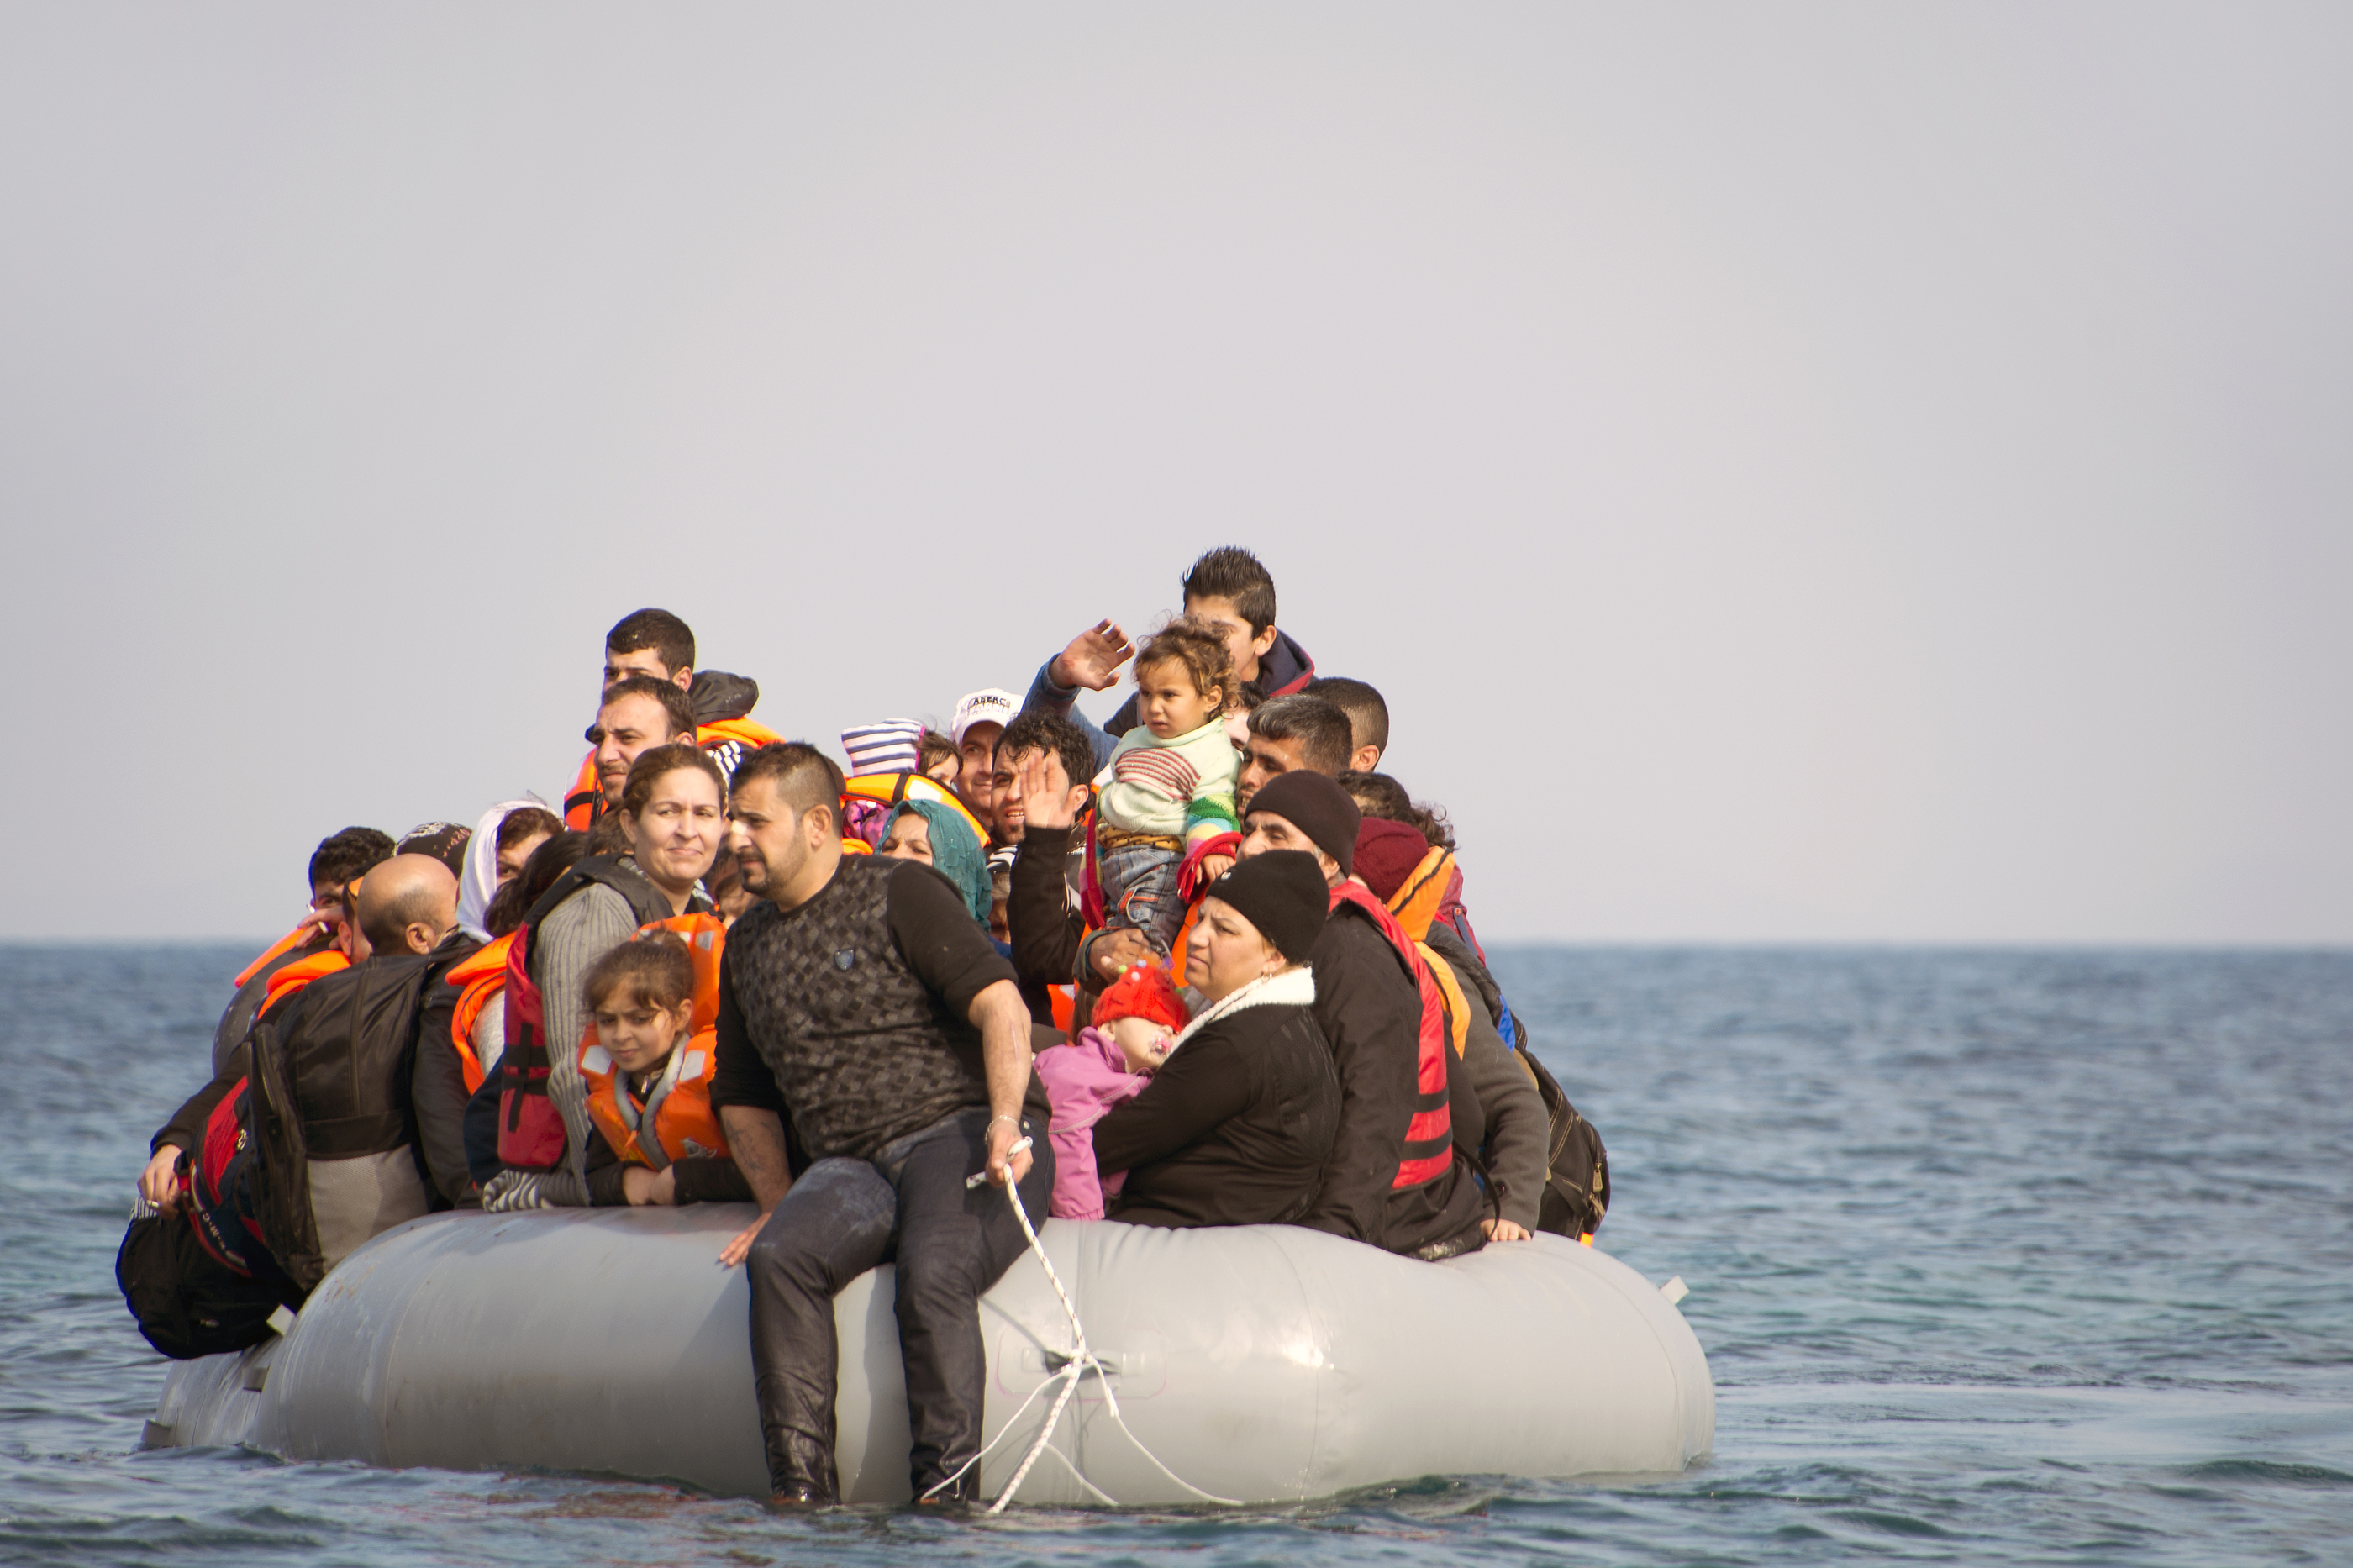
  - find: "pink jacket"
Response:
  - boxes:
[1035,1028,1151,1220]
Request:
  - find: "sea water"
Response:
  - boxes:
[3,945,2347,1565]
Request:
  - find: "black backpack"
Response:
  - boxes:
[115,1205,298,1361]
[1518,1047,1611,1239]
[1418,925,1611,1239]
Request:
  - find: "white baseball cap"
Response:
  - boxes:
[950,688,1020,746]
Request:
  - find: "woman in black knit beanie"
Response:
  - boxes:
[1088,852,1341,1229]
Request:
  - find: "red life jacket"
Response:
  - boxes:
[1328,881,1455,1192]
[497,857,677,1170]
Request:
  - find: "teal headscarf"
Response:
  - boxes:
[881,800,992,923]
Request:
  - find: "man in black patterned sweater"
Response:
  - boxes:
[710,744,1054,1507]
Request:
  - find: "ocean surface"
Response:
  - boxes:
[4,944,2349,1565]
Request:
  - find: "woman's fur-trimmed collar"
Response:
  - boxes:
[1169,965,1316,1051]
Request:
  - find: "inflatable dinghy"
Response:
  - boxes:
[145,1206,1713,1505]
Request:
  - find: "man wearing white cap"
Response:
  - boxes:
[950,688,1019,839]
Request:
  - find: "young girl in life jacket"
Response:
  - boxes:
[1034,962,1191,1220]
[1092,618,1242,961]
[579,931,746,1207]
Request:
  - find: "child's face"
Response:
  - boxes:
[1105,1014,1173,1074]
[594,996,694,1076]
[1136,658,1221,740]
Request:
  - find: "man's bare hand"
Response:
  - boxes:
[1481,1218,1532,1243]
[1050,620,1134,692]
[719,1210,771,1267]
[1016,752,1078,832]
[985,1117,1034,1189]
[1089,927,1155,981]
[139,1145,185,1214]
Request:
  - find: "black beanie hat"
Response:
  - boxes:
[1203,850,1330,963]
[1245,771,1361,877]
[397,821,473,879]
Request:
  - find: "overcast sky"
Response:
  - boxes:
[4,4,2347,944]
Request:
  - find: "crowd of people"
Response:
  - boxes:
[123,545,1608,1508]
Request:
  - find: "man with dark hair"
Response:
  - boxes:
[1303,677,1387,773]
[1237,693,1354,814]
[603,608,697,687]
[579,676,698,827]
[992,714,1097,1037]
[1018,545,1317,771]
[213,827,398,1075]
[988,713,1095,848]
[562,609,782,829]
[712,742,1054,1506]
[1237,772,1484,1262]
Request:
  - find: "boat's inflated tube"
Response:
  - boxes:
[145,1207,1712,1505]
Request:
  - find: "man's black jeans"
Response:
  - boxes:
[745,1108,1056,1501]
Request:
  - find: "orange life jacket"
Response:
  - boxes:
[579,913,730,1168]
[562,719,788,830]
[442,932,516,1095]
[232,922,319,990]
[1165,902,1205,988]
[1383,847,1457,942]
[498,857,679,1170]
[257,951,348,1019]
[562,751,601,831]
[1415,939,1471,1059]
[839,771,992,851]
[697,716,782,753]
[1328,881,1455,1191]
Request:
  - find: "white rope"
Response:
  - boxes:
[963,1157,1242,1514]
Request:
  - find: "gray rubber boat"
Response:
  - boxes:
[145,1206,1713,1505]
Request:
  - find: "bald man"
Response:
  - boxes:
[143,853,485,1290]
[345,851,462,962]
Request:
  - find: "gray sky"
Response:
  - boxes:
[4,4,2347,944]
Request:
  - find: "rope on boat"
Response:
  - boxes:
[921,1146,1241,1513]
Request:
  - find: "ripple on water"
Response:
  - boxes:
[3,945,2350,1566]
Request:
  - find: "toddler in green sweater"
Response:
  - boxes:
[1092,618,1242,959]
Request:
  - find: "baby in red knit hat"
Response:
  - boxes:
[1034,962,1192,1220]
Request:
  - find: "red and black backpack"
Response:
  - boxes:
[496,856,679,1170]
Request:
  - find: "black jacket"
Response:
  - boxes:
[1092,968,1337,1229]
[211,933,334,1077]
[1423,924,1547,1232]
[688,668,762,724]
[1006,821,1086,1030]
[1298,902,1486,1258]
[411,929,490,1206]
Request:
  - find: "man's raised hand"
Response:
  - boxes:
[1016,751,1078,832]
[1050,620,1134,692]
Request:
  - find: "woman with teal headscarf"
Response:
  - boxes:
[876,800,993,925]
